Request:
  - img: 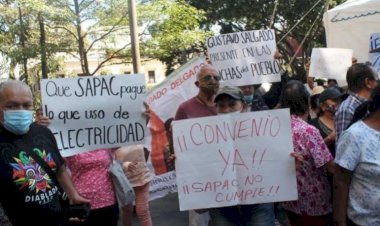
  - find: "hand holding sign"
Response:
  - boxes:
[173,109,297,211]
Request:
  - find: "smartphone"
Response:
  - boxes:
[66,203,91,219]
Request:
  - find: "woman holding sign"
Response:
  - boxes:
[279,80,335,226]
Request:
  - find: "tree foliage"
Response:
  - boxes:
[186,0,347,76]
[52,0,131,76]
[0,0,349,82]
[0,0,75,82]
[140,0,212,75]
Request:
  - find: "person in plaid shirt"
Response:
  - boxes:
[334,63,378,142]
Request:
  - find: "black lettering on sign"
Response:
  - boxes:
[113,106,130,119]
[119,85,146,100]
[75,76,119,97]
[219,66,243,81]
[54,123,145,151]
[241,44,272,58]
[207,33,240,48]
[250,60,281,76]
[84,109,105,119]
[58,110,80,124]
[240,30,274,44]
[209,49,239,62]
[45,81,72,97]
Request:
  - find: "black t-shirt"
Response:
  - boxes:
[0,123,65,226]
[309,118,336,157]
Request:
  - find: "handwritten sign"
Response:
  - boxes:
[207,29,281,86]
[369,33,380,78]
[309,48,353,80]
[173,109,297,211]
[40,74,147,157]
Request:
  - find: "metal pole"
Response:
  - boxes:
[128,0,141,73]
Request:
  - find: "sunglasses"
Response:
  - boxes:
[201,74,221,81]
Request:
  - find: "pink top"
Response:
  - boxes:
[65,149,116,210]
[282,115,333,216]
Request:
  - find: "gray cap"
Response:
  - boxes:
[215,86,245,103]
[319,87,345,103]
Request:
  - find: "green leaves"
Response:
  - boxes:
[140,0,212,74]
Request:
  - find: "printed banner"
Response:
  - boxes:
[173,109,298,210]
[145,57,206,199]
[207,29,281,86]
[369,33,380,78]
[40,74,147,157]
[146,57,206,122]
[309,48,353,80]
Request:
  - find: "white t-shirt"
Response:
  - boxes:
[335,120,380,225]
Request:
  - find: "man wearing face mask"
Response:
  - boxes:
[0,80,89,226]
[239,85,269,112]
[174,64,220,226]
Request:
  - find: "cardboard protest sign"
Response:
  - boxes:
[173,109,297,211]
[369,33,380,78]
[207,29,281,86]
[144,57,206,199]
[40,74,147,157]
[309,48,353,80]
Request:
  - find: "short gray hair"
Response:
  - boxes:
[196,64,217,81]
[0,80,32,99]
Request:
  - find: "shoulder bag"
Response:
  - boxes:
[108,153,136,208]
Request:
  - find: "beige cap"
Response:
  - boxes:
[311,86,325,96]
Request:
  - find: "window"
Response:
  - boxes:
[148,70,156,83]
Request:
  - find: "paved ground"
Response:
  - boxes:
[127,193,288,226]
[131,192,188,226]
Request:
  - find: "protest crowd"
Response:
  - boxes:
[1,3,380,226]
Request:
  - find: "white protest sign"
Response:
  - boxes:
[40,74,147,157]
[173,108,297,211]
[309,48,353,80]
[145,56,206,122]
[207,29,281,86]
[369,33,380,78]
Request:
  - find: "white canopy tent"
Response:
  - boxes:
[323,0,380,62]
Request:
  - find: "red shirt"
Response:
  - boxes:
[175,96,217,120]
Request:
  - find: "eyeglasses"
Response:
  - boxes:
[201,74,221,82]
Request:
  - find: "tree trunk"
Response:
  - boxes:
[74,0,90,76]
[18,7,28,83]
[38,12,48,79]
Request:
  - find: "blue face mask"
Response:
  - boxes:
[3,110,33,135]
[243,95,253,104]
